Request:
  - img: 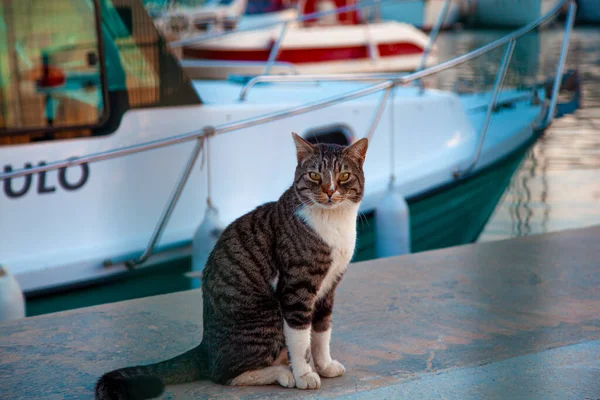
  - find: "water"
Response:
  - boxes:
[428,26,600,242]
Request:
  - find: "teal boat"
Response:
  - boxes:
[0,0,579,318]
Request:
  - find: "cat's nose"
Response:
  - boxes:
[325,188,335,198]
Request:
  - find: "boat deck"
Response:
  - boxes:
[2,226,599,399]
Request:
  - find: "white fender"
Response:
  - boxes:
[0,266,26,322]
[375,188,411,258]
[187,204,224,288]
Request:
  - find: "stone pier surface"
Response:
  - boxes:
[1,226,599,399]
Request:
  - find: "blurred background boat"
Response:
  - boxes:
[147,0,438,78]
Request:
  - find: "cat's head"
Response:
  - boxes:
[292,132,368,209]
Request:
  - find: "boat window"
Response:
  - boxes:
[303,124,352,146]
[0,0,201,145]
[0,0,107,138]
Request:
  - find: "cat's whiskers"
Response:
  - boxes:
[357,211,370,229]
[290,197,318,225]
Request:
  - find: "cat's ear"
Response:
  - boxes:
[344,138,369,166]
[292,132,316,164]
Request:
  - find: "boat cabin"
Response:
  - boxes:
[0,0,200,146]
[300,0,360,25]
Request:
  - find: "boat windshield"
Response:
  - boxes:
[245,0,293,15]
[0,0,200,144]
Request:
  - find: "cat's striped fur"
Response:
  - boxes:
[95,133,368,399]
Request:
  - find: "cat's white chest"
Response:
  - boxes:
[299,204,358,299]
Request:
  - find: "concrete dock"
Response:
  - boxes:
[1,226,599,399]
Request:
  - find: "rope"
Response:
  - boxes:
[206,136,212,208]
[200,126,217,208]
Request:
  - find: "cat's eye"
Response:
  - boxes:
[339,172,351,182]
[309,172,321,181]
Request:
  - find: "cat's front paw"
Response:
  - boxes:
[317,360,345,378]
[276,368,296,388]
[295,371,321,390]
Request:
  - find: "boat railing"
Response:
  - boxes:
[0,0,577,269]
[179,59,300,75]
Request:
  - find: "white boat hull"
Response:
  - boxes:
[0,80,545,291]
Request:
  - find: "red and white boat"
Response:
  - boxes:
[174,0,436,78]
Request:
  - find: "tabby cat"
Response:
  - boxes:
[95,133,369,399]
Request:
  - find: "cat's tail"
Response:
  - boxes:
[95,343,209,400]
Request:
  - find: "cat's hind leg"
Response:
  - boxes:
[273,347,289,365]
[230,365,295,388]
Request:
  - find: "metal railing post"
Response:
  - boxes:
[415,0,451,90]
[542,0,576,129]
[366,86,392,140]
[126,136,206,267]
[265,21,289,75]
[453,39,516,178]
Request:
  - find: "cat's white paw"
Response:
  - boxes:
[295,371,321,390]
[276,368,296,388]
[317,360,345,378]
